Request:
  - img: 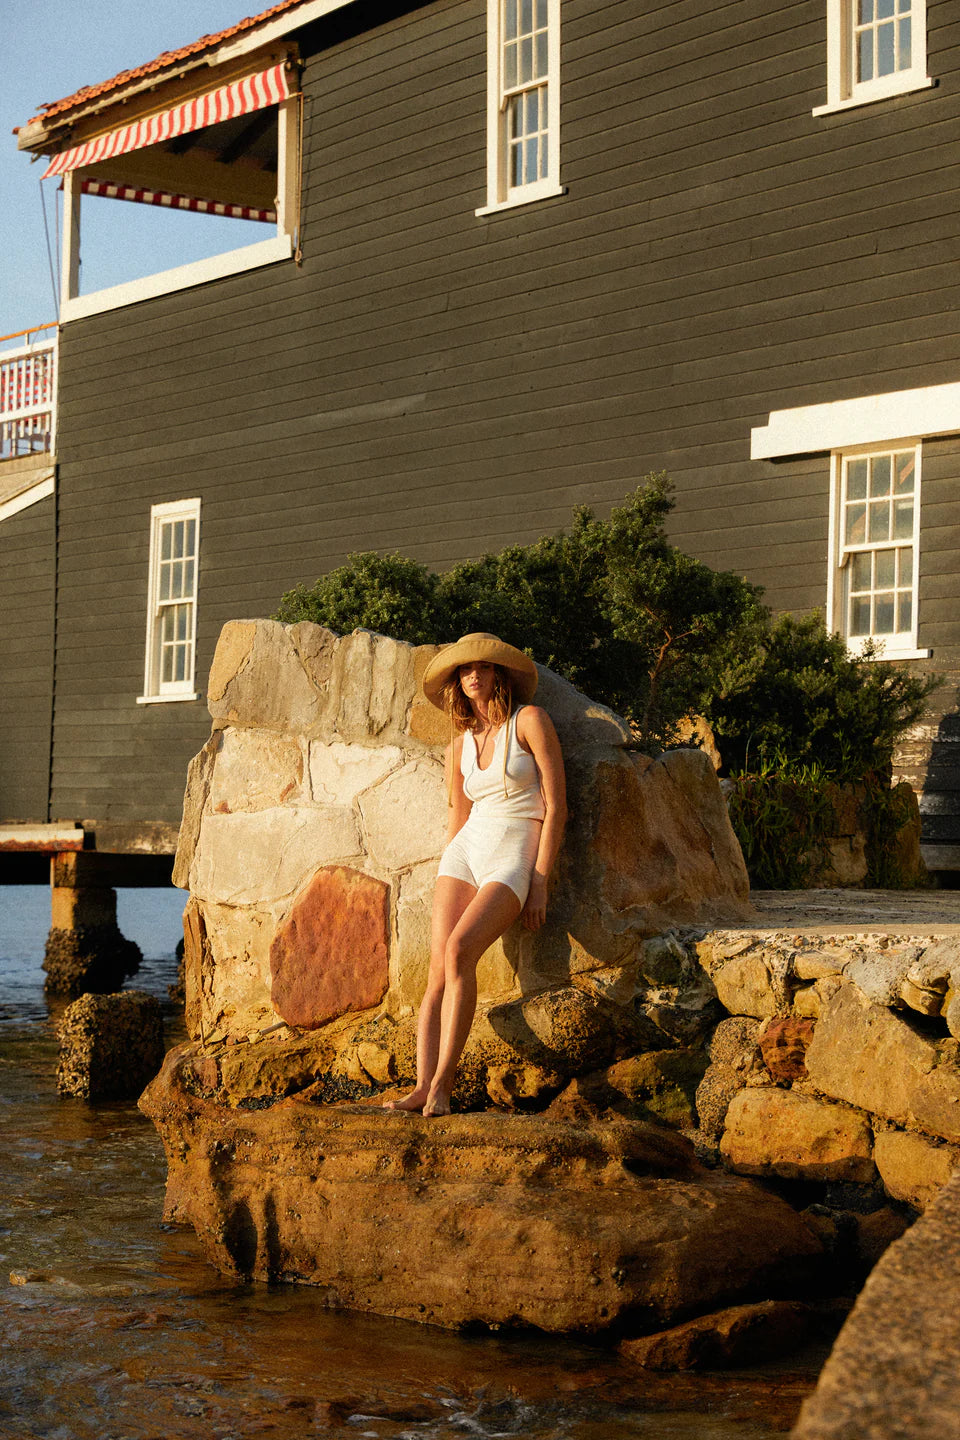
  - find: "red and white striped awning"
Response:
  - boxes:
[79,178,276,222]
[41,62,295,179]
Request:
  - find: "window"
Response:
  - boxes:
[829,444,922,657]
[139,499,201,703]
[814,0,932,114]
[477,0,562,216]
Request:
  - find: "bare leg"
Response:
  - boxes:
[384,877,476,1111]
[423,882,522,1117]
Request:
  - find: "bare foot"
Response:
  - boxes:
[383,1089,428,1112]
[422,1086,451,1117]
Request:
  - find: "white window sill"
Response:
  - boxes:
[476,184,566,217]
[61,233,293,323]
[137,692,200,705]
[813,75,933,116]
[847,644,932,662]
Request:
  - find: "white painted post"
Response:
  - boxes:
[61,171,81,303]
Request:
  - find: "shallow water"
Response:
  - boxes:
[0,885,824,1438]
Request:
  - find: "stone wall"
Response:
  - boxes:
[173,620,750,1086]
[696,929,960,1213]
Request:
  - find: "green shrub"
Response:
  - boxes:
[704,613,938,781]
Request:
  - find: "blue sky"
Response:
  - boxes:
[0,0,273,342]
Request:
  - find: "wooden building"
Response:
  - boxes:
[4,0,959,871]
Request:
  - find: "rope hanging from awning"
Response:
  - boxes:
[41,62,295,179]
[79,178,276,223]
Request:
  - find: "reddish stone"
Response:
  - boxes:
[270,867,390,1029]
[759,1016,816,1082]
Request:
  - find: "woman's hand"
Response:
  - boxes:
[521,872,548,930]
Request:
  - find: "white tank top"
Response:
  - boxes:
[461,706,546,821]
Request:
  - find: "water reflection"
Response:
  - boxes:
[0,888,824,1438]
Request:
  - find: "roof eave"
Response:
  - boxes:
[18,0,353,156]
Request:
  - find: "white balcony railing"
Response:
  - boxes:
[0,325,57,461]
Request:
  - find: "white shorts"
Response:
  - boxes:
[437,814,542,905]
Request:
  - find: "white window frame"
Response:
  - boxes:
[60,96,300,324]
[813,0,932,116]
[138,498,201,704]
[827,442,925,659]
[476,0,563,217]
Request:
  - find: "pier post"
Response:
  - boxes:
[42,851,142,997]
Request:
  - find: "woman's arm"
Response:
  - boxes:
[445,734,473,843]
[516,706,567,931]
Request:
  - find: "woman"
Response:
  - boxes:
[387,633,566,1117]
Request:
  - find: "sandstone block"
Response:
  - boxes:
[57,991,164,1100]
[602,1048,708,1129]
[487,984,660,1076]
[794,949,847,982]
[208,728,305,813]
[720,1088,875,1184]
[309,741,402,805]
[358,759,447,872]
[191,805,362,905]
[329,630,416,743]
[408,644,447,746]
[390,860,437,1010]
[792,1171,960,1440]
[141,1067,823,1334]
[842,945,920,1008]
[759,1016,816,1082]
[620,1300,816,1372]
[270,866,390,1029]
[173,733,220,889]
[874,1130,960,1211]
[695,1017,764,1140]
[208,619,322,732]
[195,898,286,1036]
[713,952,778,1019]
[805,983,960,1144]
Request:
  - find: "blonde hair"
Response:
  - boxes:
[443,664,513,803]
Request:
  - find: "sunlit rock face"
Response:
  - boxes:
[173,618,750,1060]
[141,1056,822,1335]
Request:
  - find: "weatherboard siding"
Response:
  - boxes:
[0,494,54,821]
[48,0,959,823]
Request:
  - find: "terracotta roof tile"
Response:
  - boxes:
[34,0,309,121]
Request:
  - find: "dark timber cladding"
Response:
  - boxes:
[0,494,55,820]
[51,0,960,824]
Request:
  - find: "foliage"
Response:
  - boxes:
[274,475,765,748]
[725,762,837,890]
[274,551,446,647]
[704,613,939,782]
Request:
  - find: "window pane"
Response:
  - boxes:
[158,564,171,602]
[847,458,868,500]
[174,646,187,684]
[160,523,172,561]
[161,646,174,684]
[171,560,184,598]
[520,35,533,82]
[504,41,517,88]
[535,29,548,77]
[858,30,874,81]
[868,500,890,542]
[899,545,913,584]
[505,0,518,40]
[858,0,874,20]
[898,0,911,10]
[851,551,872,590]
[185,519,196,554]
[877,0,895,16]
[176,605,189,642]
[845,503,866,544]
[874,595,895,632]
[897,594,912,631]
[525,136,538,183]
[525,87,539,130]
[875,549,895,588]
[521,0,532,32]
[893,497,914,539]
[869,454,891,495]
[184,558,195,593]
[894,451,914,494]
[535,0,548,28]
[850,597,872,635]
[899,15,911,66]
[877,20,895,74]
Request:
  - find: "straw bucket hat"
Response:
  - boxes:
[422,632,538,709]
